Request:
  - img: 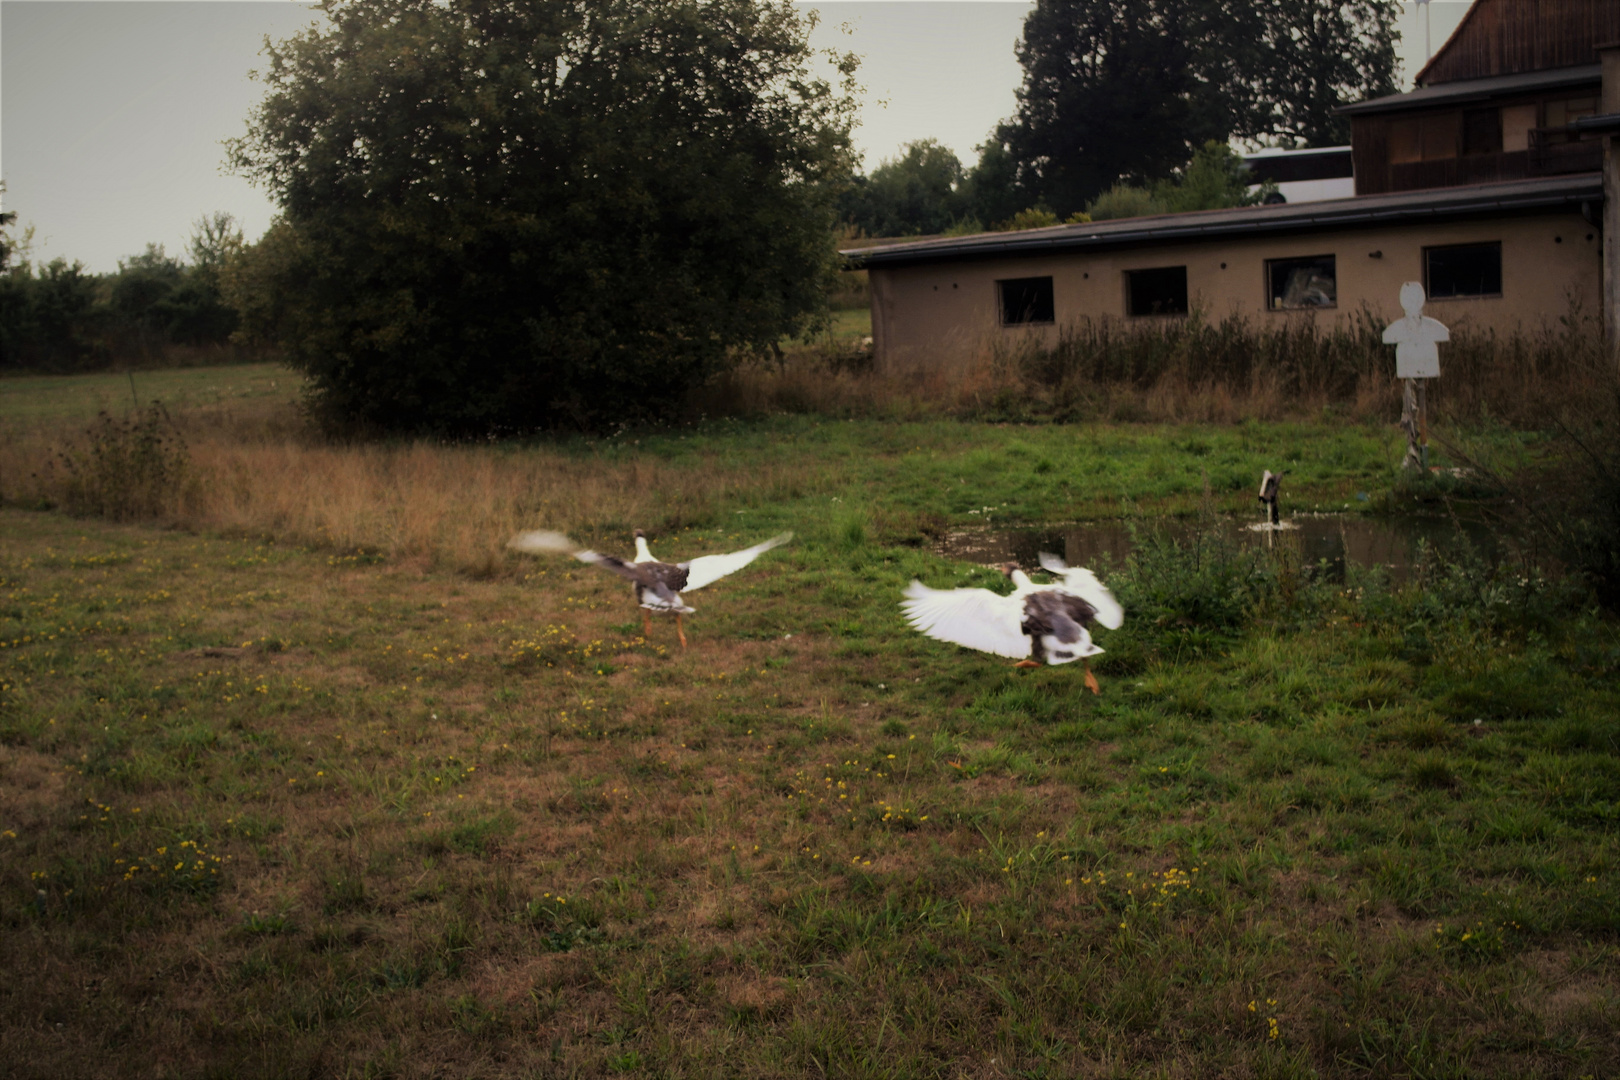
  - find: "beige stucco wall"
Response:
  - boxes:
[869,212,1601,368]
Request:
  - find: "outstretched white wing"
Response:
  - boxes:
[681,531,794,592]
[900,580,1031,659]
[1035,553,1124,630]
[508,530,580,555]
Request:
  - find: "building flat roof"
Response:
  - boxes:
[842,174,1603,270]
[1338,64,1601,117]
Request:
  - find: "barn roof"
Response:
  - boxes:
[1414,0,1620,87]
[1337,64,1600,117]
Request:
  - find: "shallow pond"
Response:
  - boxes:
[939,512,1499,581]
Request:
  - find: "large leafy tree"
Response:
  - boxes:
[227,0,858,433]
[1008,0,1217,218]
[1235,0,1399,148]
[1001,0,1397,216]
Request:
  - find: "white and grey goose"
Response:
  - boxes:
[900,552,1124,693]
[507,528,792,648]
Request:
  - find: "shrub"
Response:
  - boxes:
[52,404,191,521]
[227,0,859,435]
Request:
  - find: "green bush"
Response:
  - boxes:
[227,0,858,435]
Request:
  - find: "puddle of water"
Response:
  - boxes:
[939,513,1498,581]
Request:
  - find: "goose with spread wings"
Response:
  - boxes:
[900,553,1123,693]
[508,528,793,648]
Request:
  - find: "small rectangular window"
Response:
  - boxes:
[998,276,1054,325]
[1425,242,1502,299]
[1389,113,1461,162]
[1421,112,1461,160]
[1545,96,1597,128]
[1501,103,1537,152]
[1266,255,1337,310]
[1388,117,1421,163]
[1126,266,1188,317]
[1462,108,1501,155]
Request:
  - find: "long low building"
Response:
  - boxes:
[845,174,1602,367]
[843,0,1618,369]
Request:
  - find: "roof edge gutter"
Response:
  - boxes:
[843,181,1604,270]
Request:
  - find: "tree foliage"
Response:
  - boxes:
[1087,141,1269,220]
[840,139,967,237]
[1001,0,1397,216]
[0,213,241,371]
[227,0,859,434]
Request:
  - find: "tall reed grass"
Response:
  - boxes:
[718,305,1611,427]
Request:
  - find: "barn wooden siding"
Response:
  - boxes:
[1353,111,1601,196]
[1417,0,1620,85]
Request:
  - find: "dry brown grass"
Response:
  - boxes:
[2,393,834,577]
[725,306,1615,428]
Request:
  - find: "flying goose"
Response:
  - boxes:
[508,528,793,648]
[900,553,1123,693]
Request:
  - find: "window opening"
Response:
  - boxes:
[1545,96,1597,129]
[1266,255,1336,310]
[1389,113,1460,162]
[1462,109,1501,155]
[1425,242,1501,299]
[1125,266,1188,317]
[998,276,1055,325]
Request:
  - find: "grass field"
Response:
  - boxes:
[1,369,1617,1078]
[0,364,300,428]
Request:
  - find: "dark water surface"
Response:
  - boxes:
[939,514,1500,581]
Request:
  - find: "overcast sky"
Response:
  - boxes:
[1,0,1473,274]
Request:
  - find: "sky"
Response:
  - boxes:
[1,0,1474,274]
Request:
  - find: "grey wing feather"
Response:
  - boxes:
[576,551,677,604]
[682,531,793,592]
[1022,590,1091,642]
[643,561,689,593]
[1035,554,1124,630]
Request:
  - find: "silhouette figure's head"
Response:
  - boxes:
[1400,281,1426,318]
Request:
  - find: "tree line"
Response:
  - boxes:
[842,0,1397,237]
[0,212,245,372]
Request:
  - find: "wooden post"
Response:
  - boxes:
[1602,44,1620,360]
[1417,378,1429,470]
[1400,379,1423,470]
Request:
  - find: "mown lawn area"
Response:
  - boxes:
[1,387,1616,1077]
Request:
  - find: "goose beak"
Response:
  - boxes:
[1014,659,1041,669]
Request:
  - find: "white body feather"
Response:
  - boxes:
[900,580,1032,659]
